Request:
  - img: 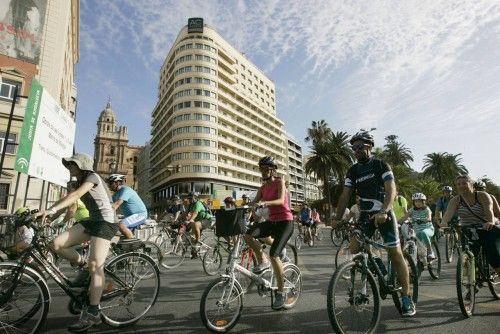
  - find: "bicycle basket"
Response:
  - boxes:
[215,209,246,237]
[0,214,18,251]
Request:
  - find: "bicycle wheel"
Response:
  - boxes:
[315,227,325,241]
[427,239,441,280]
[294,235,303,250]
[282,263,302,309]
[203,246,223,276]
[284,242,299,266]
[0,263,50,334]
[101,252,160,327]
[456,251,475,317]
[160,237,187,269]
[200,277,244,333]
[335,239,352,269]
[445,233,455,263]
[327,261,380,334]
[390,252,419,312]
[237,247,257,293]
[487,265,500,299]
[330,228,343,247]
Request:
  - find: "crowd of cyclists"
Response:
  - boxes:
[1,129,499,333]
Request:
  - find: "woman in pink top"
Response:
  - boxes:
[244,156,294,311]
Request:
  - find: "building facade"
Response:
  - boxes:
[0,0,79,213]
[304,154,323,202]
[136,142,152,209]
[150,18,287,211]
[93,101,143,188]
[285,133,305,209]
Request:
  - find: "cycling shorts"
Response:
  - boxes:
[121,212,148,229]
[359,211,400,248]
[246,220,294,257]
[79,220,119,241]
[300,219,314,227]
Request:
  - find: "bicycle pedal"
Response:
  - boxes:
[387,285,402,293]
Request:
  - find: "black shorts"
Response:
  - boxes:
[476,228,500,268]
[300,220,313,227]
[246,220,294,257]
[359,211,400,248]
[79,220,119,241]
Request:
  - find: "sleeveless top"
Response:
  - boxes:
[260,178,293,222]
[457,192,487,225]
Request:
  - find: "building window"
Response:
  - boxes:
[193,182,210,194]
[0,183,9,209]
[0,132,17,154]
[0,79,22,102]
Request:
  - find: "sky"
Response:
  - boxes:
[76,0,500,184]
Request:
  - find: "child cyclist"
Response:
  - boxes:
[398,193,436,261]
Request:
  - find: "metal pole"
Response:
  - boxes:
[38,180,45,210]
[0,85,19,177]
[44,181,51,210]
[23,175,31,207]
[10,172,21,213]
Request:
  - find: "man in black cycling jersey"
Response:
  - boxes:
[333,130,416,317]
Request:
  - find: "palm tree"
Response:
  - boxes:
[305,131,354,219]
[305,120,332,145]
[422,152,468,185]
[382,135,414,167]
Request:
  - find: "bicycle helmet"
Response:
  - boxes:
[15,207,29,216]
[224,196,235,203]
[187,191,199,198]
[442,186,453,192]
[107,174,126,183]
[349,131,375,146]
[473,180,486,191]
[258,156,278,169]
[172,195,181,201]
[411,193,427,201]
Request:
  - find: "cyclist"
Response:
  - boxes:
[185,191,213,257]
[473,180,500,219]
[333,130,416,316]
[311,207,321,237]
[398,193,436,261]
[440,175,500,276]
[170,195,186,223]
[244,156,294,310]
[107,174,148,239]
[393,191,408,221]
[435,186,457,225]
[35,153,117,332]
[299,202,313,246]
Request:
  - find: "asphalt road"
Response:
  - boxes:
[39,228,500,333]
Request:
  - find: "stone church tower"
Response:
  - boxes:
[93,101,143,188]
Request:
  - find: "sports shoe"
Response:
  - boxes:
[401,295,416,317]
[252,261,270,273]
[71,268,90,288]
[272,290,287,310]
[280,255,291,263]
[68,307,102,333]
[427,252,436,262]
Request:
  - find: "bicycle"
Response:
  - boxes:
[0,213,160,333]
[200,232,302,332]
[444,222,460,264]
[295,220,314,249]
[455,223,500,318]
[327,221,419,334]
[400,220,441,280]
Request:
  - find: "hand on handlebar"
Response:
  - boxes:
[483,221,498,231]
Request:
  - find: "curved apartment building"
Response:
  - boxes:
[150,19,287,209]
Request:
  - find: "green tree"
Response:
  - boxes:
[422,152,468,185]
[305,120,332,145]
[382,135,414,168]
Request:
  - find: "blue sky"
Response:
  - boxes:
[76,0,500,184]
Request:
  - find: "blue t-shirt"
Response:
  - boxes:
[112,186,147,217]
[300,207,311,221]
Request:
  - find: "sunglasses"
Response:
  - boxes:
[351,143,368,151]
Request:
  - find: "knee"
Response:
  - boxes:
[87,260,104,276]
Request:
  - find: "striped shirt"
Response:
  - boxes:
[457,193,487,225]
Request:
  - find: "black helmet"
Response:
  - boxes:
[350,131,375,146]
[258,156,278,169]
[473,180,486,191]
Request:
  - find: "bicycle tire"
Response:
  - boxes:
[456,251,475,318]
[284,243,299,266]
[487,266,500,299]
[282,263,302,309]
[101,252,160,327]
[445,233,455,263]
[203,247,223,276]
[141,241,165,275]
[160,237,187,269]
[327,260,380,334]
[335,239,352,269]
[427,239,441,280]
[330,228,343,247]
[390,252,419,312]
[294,235,303,250]
[0,263,50,333]
[315,227,324,241]
[200,277,244,333]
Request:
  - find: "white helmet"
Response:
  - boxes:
[107,174,126,183]
[411,193,427,201]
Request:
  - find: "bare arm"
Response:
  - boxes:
[63,202,78,222]
[335,187,352,220]
[490,194,500,219]
[112,199,124,211]
[383,179,396,213]
[441,196,459,227]
[50,182,94,213]
[478,192,494,224]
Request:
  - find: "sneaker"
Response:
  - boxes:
[427,252,436,262]
[68,308,102,333]
[280,255,291,263]
[71,268,90,288]
[401,295,416,317]
[252,261,270,273]
[272,291,287,310]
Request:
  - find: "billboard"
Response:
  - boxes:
[188,17,203,33]
[0,0,47,64]
[15,78,75,187]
